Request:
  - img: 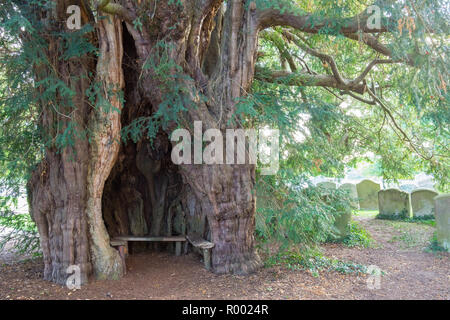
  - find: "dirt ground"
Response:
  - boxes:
[0,213,448,300]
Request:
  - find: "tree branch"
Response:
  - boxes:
[279,31,396,89]
[261,31,297,72]
[350,59,394,85]
[341,90,376,105]
[366,88,433,160]
[345,33,415,66]
[255,67,367,94]
[97,0,135,23]
[282,30,345,85]
[257,6,392,34]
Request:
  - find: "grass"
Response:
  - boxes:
[388,232,419,247]
[425,232,448,253]
[341,221,374,248]
[379,218,437,249]
[376,213,435,223]
[356,210,435,225]
[327,220,374,247]
[264,249,368,277]
[354,209,437,250]
[354,210,378,218]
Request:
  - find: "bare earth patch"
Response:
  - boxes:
[0,215,448,300]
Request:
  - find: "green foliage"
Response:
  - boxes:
[426,232,447,253]
[341,220,373,248]
[376,213,435,224]
[250,0,449,190]
[0,210,40,257]
[264,249,367,276]
[256,173,356,251]
[122,40,196,144]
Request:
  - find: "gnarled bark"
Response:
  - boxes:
[29,5,126,284]
[85,14,125,280]
[29,0,283,284]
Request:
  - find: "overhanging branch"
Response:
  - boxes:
[254,67,367,94]
[97,0,135,23]
[261,31,297,72]
[350,59,394,86]
[345,33,415,66]
[367,88,433,161]
[257,6,392,34]
[282,30,345,85]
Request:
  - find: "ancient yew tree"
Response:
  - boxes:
[0,0,447,285]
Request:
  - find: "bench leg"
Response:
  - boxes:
[118,245,127,275]
[175,241,182,256]
[203,248,211,271]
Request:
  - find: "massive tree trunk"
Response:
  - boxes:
[28,2,125,284]
[27,0,391,284]
[117,0,263,274]
[28,0,264,284]
[28,1,94,284]
[84,13,125,280]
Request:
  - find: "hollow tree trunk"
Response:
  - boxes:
[29,3,125,284]
[85,14,125,280]
[120,0,262,274]
[29,0,264,284]
[29,148,91,285]
[183,1,262,274]
[180,164,261,274]
[28,34,93,284]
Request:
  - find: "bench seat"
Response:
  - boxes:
[186,235,215,270]
[109,235,214,272]
[110,235,187,274]
[113,236,186,242]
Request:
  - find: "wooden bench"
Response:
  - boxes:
[186,235,215,271]
[110,236,187,273]
[110,235,214,272]
[110,239,128,273]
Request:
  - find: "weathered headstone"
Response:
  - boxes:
[434,194,450,251]
[338,183,359,210]
[356,179,380,210]
[316,181,337,197]
[411,188,439,218]
[334,210,352,239]
[317,181,337,190]
[378,188,411,218]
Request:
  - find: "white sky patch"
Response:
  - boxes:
[293,113,311,143]
[340,99,365,117]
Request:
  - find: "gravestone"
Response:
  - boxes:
[334,210,352,239]
[410,188,439,218]
[378,188,411,218]
[338,183,359,210]
[315,182,351,238]
[356,179,380,210]
[316,181,337,197]
[317,181,337,191]
[434,194,450,251]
